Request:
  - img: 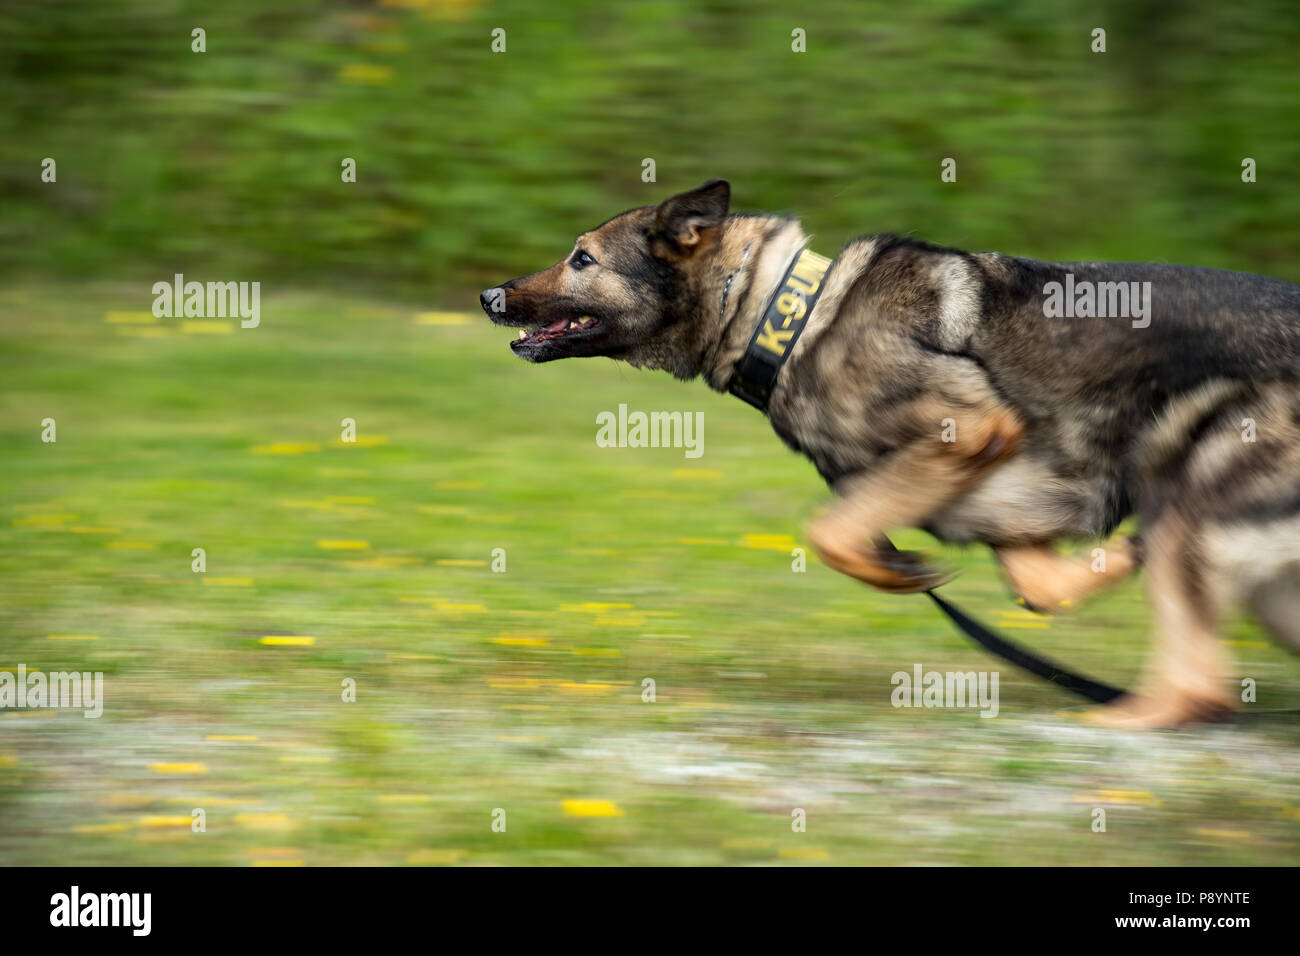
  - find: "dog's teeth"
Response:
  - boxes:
[517,329,527,340]
[567,320,578,329]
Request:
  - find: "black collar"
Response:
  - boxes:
[727,246,834,411]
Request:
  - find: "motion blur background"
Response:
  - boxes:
[2,0,1299,865]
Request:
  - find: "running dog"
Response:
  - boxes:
[481,179,1300,727]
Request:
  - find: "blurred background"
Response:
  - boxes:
[6,0,1300,296]
[2,0,1299,866]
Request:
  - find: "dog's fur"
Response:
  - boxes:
[483,180,1300,727]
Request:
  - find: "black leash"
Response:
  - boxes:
[926,589,1300,717]
[924,589,1126,704]
[727,244,1130,704]
[871,537,1129,703]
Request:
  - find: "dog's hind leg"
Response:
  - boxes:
[995,536,1141,613]
[1084,382,1281,728]
[1205,512,1300,654]
[1176,383,1300,655]
[1248,572,1300,652]
[1084,515,1236,728]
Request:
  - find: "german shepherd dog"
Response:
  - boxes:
[481,180,1300,727]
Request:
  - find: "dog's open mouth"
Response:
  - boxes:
[510,315,601,351]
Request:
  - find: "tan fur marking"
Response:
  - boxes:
[995,538,1137,612]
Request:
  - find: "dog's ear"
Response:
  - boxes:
[652,179,730,254]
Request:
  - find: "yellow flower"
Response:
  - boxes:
[235,813,294,831]
[252,442,321,455]
[339,64,393,85]
[138,815,193,828]
[562,799,624,818]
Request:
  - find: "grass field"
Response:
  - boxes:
[2,283,1299,866]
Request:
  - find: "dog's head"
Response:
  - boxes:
[480,179,731,373]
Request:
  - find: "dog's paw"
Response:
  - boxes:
[1009,584,1076,615]
[998,539,1140,614]
[866,546,955,594]
[811,529,953,594]
[1081,692,1236,729]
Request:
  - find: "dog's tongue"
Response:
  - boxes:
[541,318,569,333]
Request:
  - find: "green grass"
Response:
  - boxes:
[2,284,1299,866]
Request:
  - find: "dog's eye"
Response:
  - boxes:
[570,250,596,270]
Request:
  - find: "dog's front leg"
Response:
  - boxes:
[808,406,1023,593]
[995,536,1142,612]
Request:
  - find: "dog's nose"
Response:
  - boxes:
[479,288,498,315]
